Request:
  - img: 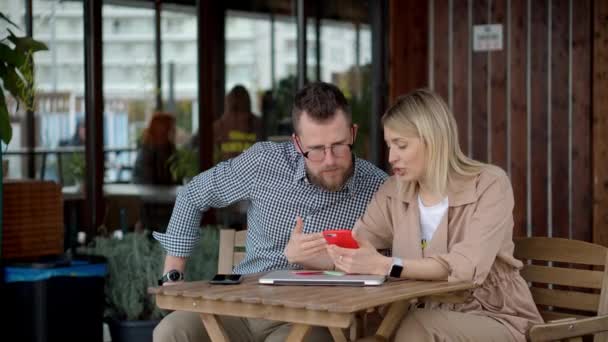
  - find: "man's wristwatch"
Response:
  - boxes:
[388,257,404,278]
[158,269,184,286]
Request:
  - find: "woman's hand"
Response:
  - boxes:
[327,230,392,276]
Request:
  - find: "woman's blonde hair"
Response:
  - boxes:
[382,89,483,195]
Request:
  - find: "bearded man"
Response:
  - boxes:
[153,82,387,342]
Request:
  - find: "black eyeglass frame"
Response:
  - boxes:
[294,126,355,161]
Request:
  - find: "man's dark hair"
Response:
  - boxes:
[292,82,351,132]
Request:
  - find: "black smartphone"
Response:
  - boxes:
[209,274,243,285]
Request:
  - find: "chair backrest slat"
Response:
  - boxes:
[217,228,247,274]
[530,287,600,312]
[514,237,606,266]
[520,264,604,289]
[513,237,608,325]
[234,230,247,248]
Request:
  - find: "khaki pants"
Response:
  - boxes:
[153,310,333,342]
[395,309,516,341]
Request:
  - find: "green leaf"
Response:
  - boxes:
[7,29,48,53]
[4,67,27,102]
[0,88,13,145]
[0,12,20,29]
[0,43,26,67]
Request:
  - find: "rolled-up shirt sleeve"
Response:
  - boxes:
[153,143,263,257]
[429,174,514,285]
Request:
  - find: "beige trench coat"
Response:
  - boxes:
[354,165,543,341]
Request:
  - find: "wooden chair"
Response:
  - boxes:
[514,237,608,342]
[217,228,247,274]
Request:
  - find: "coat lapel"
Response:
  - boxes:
[393,200,424,260]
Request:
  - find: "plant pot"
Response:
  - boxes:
[107,318,161,342]
[74,180,86,194]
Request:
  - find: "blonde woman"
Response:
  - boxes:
[327,89,542,341]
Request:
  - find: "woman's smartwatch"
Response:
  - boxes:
[388,257,404,278]
[158,269,184,286]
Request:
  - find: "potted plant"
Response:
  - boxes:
[0,12,47,146]
[0,12,47,260]
[85,227,219,342]
[168,147,199,184]
[66,152,86,189]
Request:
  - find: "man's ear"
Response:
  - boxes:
[292,134,301,153]
[352,124,359,143]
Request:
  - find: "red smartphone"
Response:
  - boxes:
[322,229,359,249]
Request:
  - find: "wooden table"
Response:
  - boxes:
[149,274,475,342]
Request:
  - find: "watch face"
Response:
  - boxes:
[168,271,181,281]
[390,264,404,278]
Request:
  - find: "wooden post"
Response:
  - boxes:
[83,0,105,235]
[388,0,429,102]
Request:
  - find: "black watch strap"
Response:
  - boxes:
[158,270,184,286]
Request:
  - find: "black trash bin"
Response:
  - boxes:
[2,255,107,342]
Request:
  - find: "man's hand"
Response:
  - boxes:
[284,216,328,265]
[327,230,391,276]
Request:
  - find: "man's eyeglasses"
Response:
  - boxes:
[295,137,353,162]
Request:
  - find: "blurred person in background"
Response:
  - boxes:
[187,85,264,229]
[132,112,179,232]
[59,117,86,147]
[188,84,264,160]
[133,112,178,185]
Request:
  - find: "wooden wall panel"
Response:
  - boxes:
[570,0,591,242]
[390,0,597,242]
[510,0,527,238]
[472,0,489,162]
[451,0,470,156]
[490,0,507,170]
[529,0,549,238]
[550,0,570,239]
[593,0,608,248]
[433,0,450,101]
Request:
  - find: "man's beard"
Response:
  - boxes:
[306,163,354,192]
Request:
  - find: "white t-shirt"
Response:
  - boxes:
[418,195,449,244]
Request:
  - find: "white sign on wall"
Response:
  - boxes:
[473,24,503,51]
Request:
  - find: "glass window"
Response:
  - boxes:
[319,20,372,160]
[102,3,155,186]
[2,0,87,184]
[159,4,199,193]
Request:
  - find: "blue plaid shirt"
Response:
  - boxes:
[153,141,388,274]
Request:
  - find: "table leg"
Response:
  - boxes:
[285,323,312,342]
[200,313,229,342]
[374,300,412,339]
[329,327,348,342]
